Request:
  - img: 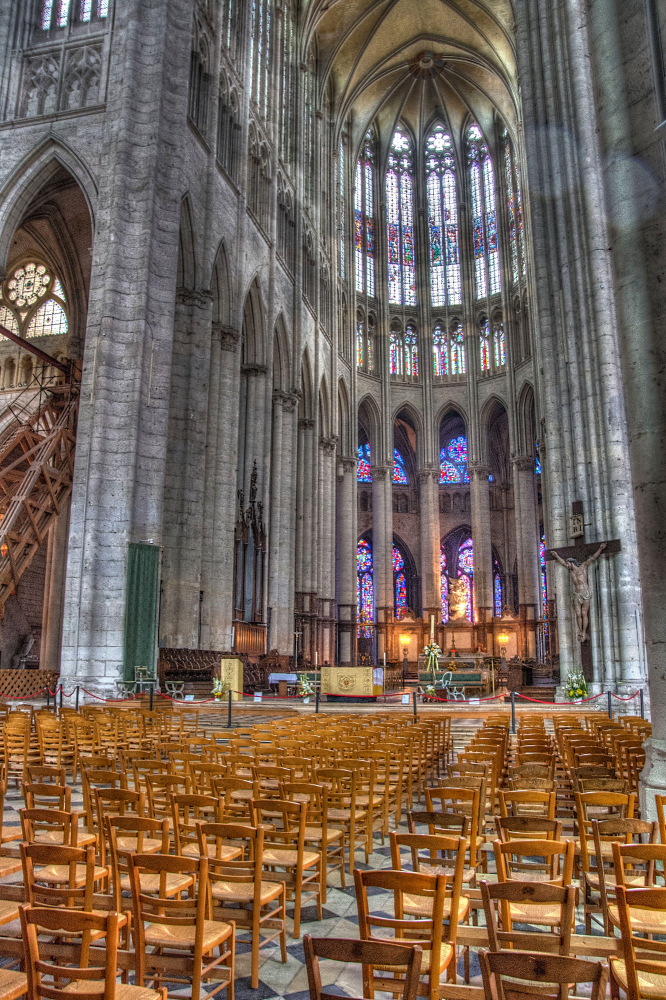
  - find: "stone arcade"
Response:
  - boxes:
[0,0,663,804]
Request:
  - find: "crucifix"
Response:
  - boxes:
[545,501,620,675]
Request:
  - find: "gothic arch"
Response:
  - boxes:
[318,376,330,439]
[434,401,469,432]
[272,314,291,392]
[338,377,351,456]
[393,406,420,481]
[241,278,265,366]
[211,242,231,327]
[517,381,536,458]
[486,398,511,485]
[176,196,197,290]
[299,348,314,420]
[0,140,97,270]
[358,394,381,456]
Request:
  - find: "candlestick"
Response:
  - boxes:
[383,652,386,667]
[430,614,435,641]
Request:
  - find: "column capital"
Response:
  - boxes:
[468,463,491,481]
[512,455,535,473]
[175,287,213,308]
[299,418,315,430]
[241,363,268,376]
[371,464,391,480]
[417,468,439,485]
[273,390,299,411]
[341,456,357,474]
[319,437,336,454]
[212,324,240,352]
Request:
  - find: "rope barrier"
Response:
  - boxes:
[0,687,47,700]
[57,687,76,698]
[423,691,507,704]
[611,691,640,701]
[79,687,144,703]
[516,691,605,705]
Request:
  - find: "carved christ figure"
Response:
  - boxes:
[551,541,607,642]
[448,576,470,621]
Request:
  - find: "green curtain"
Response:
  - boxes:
[123,542,160,682]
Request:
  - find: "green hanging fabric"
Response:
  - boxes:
[123,542,160,682]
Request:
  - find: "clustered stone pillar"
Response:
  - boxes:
[267,392,299,655]
[372,464,393,659]
[513,456,540,658]
[336,456,357,665]
[469,464,493,629]
[318,437,336,663]
[419,469,441,622]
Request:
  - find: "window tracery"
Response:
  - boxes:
[439,435,469,484]
[355,132,375,297]
[41,0,108,30]
[339,137,346,279]
[247,121,271,231]
[188,25,210,135]
[467,124,500,299]
[217,73,241,182]
[426,125,461,307]
[386,128,416,306]
[393,546,407,618]
[250,0,272,119]
[277,175,296,275]
[0,261,68,342]
[392,449,407,484]
[356,311,374,374]
[357,538,374,636]
[390,322,418,380]
[357,443,372,483]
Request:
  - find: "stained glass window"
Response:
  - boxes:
[339,138,346,279]
[390,331,400,376]
[386,129,416,306]
[405,325,418,378]
[480,318,491,371]
[540,530,547,610]
[357,538,374,637]
[494,566,502,617]
[426,126,461,307]
[440,548,449,623]
[493,317,506,367]
[392,546,407,619]
[467,124,501,299]
[390,325,419,380]
[0,260,67,345]
[42,0,107,28]
[504,131,519,284]
[450,323,466,375]
[535,445,542,476]
[356,318,364,369]
[439,435,470,484]
[458,537,474,621]
[433,324,449,377]
[357,443,372,483]
[355,133,375,296]
[392,449,408,484]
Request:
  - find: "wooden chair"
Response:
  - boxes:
[171,792,224,857]
[499,789,556,819]
[407,810,470,843]
[251,797,322,938]
[20,806,83,847]
[129,852,235,999]
[21,842,107,904]
[198,821,286,988]
[494,839,575,904]
[494,816,562,843]
[425,786,481,872]
[610,886,666,1000]
[315,767,367,870]
[144,773,190,823]
[608,841,666,935]
[480,950,608,1000]
[481,880,576,955]
[389,831,469,927]
[20,903,163,999]
[106,815,192,911]
[355,868,457,996]
[23,781,71,812]
[303,935,422,1000]
[213,776,255,823]
[586,817,657,934]
[280,780,345,900]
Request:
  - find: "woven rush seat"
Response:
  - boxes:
[418,862,477,884]
[507,901,568,925]
[33,830,96,848]
[143,917,233,951]
[116,836,162,853]
[31,864,107,886]
[610,959,666,997]
[0,826,21,844]
[303,825,343,844]
[0,859,22,878]
[402,891,469,923]
[180,842,242,861]
[0,970,25,1000]
[0,902,19,927]
[63,985,162,999]
[608,904,666,934]
[263,846,320,867]
[211,879,285,904]
[327,806,368,822]
[120,872,194,895]
[372,943,454,976]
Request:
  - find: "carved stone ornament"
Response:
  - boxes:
[175,287,213,308]
[371,465,390,480]
[468,463,491,481]
[319,437,336,454]
[512,456,534,473]
[273,391,299,411]
[241,363,268,376]
[342,457,357,474]
[299,418,315,430]
[212,324,240,352]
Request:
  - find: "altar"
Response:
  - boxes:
[320,666,384,699]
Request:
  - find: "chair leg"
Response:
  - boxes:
[293,877,302,939]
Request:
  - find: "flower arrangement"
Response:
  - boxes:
[423,642,442,685]
[423,683,436,702]
[565,668,588,700]
[298,674,315,699]
[211,676,228,700]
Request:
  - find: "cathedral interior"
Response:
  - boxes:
[0,0,664,791]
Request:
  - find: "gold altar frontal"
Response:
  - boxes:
[320,666,383,697]
[219,657,244,700]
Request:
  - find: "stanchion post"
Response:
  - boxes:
[46,689,49,709]
[640,688,645,720]
[149,685,154,711]
[59,686,63,713]
[315,690,319,714]
[227,689,232,729]
[608,690,612,720]
[413,690,417,720]
[511,691,515,734]
[75,686,79,712]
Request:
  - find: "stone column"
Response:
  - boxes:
[318,438,336,663]
[336,456,357,665]
[419,469,441,622]
[372,464,393,659]
[59,0,192,697]
[267,392,299,655]
[513,456,540,658]
[200,326,241,651]
[40,503,71,673]
[469,465,492,632]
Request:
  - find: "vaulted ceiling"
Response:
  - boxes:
[305,0,519,159]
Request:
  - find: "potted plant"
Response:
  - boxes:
[211,676,228,701]
[423,642,442,687]
[565,668,587,702]
[298,673,314,704]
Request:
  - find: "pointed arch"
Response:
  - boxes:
[517,381,536,458]
[484,397,510,484]
[241,277,265,366]
[211,241,231,327]
[272,313,291,392]
[0,139,97,269]
[338,376,351,455]
[318,376,330,440]
[177,196,197,290]
[299,347,314,420]
[357,394,381,456]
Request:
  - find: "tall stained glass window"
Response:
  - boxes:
[540,528,547,612]
[458,537,474,622]
[439,435,470,484]
[390,325,419,379]
[392,449,408,484]
[440,548,449,623]
[357,443,372,483]
[451,323,466,375]
[503,129,526,281]
[386,129,416,306]
[339,138,346,279]
[493,557,502,617]
[467,124,501,299]
[393,546,407,618]
[426,125,461,307]
[355,132,375,296]
[493,316,506,367]
[405,325,418,378]
[356,316,364,369]
[480,318,491,371]
[357,539,374,636]
[42,0,108,27]
[433,324,448,377]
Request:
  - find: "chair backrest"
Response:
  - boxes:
[494,837,575,884]
[495,816,562,843]
[499,790,556,819]
[407,809,470,840]
[303,935,422,1000]
[198,820,264,901]
[106,815,170,910]
[172,793,221,854]
[481,879,576,954]
[20,806,77,845]
[614,885,666,1000]
[612,840,666,889]
[24,782,71,812]
[20,904,126,1000]
[479,950,608,1000]
[212,776,255,822]
[390,831,466,914]
[21,842,96,910]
